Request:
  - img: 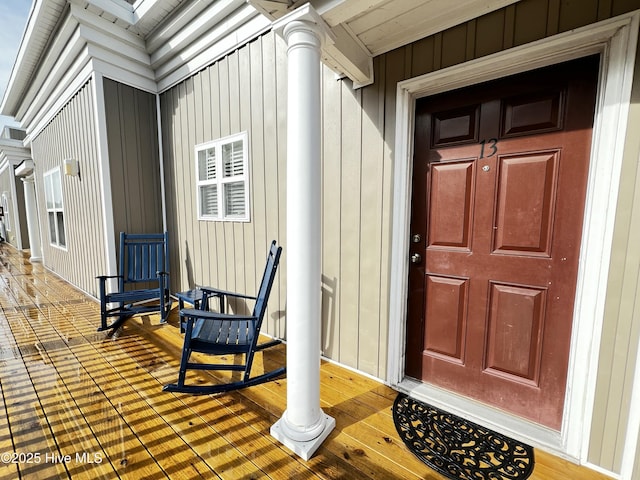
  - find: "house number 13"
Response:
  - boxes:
[479,138,498,158]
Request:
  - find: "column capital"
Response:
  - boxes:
[272,3,335,47]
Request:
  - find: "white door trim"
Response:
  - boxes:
[387,11,639,464]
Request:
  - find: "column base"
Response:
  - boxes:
[271,411,336,461]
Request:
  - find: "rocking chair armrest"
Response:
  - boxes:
[199,286,257,301]
[96,274,123,281]
[179,308,258,323]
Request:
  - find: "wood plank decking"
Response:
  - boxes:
[0,244,612,479]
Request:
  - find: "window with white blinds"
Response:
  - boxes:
[195,132,249,222]
[43,167,66,248]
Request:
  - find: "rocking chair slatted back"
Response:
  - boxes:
[97,232,171,332]
[122,233,169,285]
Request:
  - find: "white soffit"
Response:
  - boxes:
[249,0,522,86]
[316,0,522,57]
[4,0,266,131]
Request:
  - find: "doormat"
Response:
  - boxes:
[393,394,534,480]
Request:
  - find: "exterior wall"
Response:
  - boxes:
[30,79,108,296]
[103,78,163,240]
[161,32,288,338]
[320,58,392,377]
[160,0,640,473]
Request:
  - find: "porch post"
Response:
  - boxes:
[21,174,42,262]
[271,5,336,461]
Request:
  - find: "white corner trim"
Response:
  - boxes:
[155,93,168,233]
[387,11,639,464]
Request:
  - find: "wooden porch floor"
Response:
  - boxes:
[0,244,612,480]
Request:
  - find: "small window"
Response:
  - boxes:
[195,132,249,222]
[43,168,66,248]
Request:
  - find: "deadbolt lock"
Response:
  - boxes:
[412,234,422,243]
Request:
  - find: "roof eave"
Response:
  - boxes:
[1,0,71,118]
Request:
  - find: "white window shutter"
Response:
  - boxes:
[223,140,244,177]
[224,182,245,217]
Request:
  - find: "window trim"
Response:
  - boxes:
[43,167,67,249]
[195,131,250,222]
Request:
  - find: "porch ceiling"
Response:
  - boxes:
[250,0,522,86]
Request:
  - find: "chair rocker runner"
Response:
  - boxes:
[164,241,285,394]
[97,232,171,332]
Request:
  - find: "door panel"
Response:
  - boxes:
[501,90,564,136]
[493,151,558,255]
[405,56,599,429]
[428,161,475,249]
[433,105,480,145]
[424,275,468,362]
[485,282,546,384]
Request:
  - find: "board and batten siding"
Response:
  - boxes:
[161,32,288,339]
[103,78,163,240]
[160,0,640,473]
[160,30,392,375]
[31,79,108,297]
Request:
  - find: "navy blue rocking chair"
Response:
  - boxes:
[164,241,285,394]
[97,232,171,332]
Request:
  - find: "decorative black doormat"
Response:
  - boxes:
[393,394,535,480]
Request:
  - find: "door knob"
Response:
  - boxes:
[411,253,422,264]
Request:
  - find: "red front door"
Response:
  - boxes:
[405,56,599,429]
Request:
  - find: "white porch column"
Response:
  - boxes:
[271,5,336,461]
[21,175,42,262]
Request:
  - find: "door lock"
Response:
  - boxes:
[410,253,422,264]
[412,234,422,243]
